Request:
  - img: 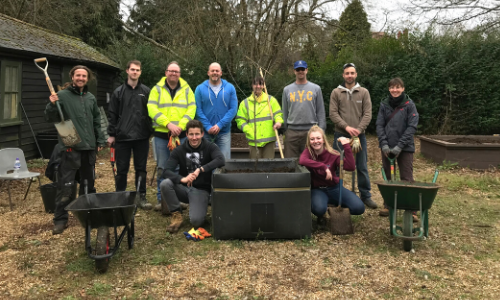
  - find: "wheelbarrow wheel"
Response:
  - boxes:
[403,210,413,252]
[127,218,135,250]
[95,226,110,273]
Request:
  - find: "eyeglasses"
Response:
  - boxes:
[295,67,306,72]
[343,63,356,69]
[166,70,180,74]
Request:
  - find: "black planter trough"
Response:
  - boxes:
[212,159,311,240]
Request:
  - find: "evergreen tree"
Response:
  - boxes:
[331,0,371,54]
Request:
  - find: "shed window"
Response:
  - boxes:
[0,60,22,126]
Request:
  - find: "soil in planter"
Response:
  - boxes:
[224,166,295,173]
[231,133,249,148]
[446,137,500,144]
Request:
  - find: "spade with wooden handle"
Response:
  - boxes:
[34,57,81,147]
[259,68,284,158]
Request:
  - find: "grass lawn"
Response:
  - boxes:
[0,136,499,299]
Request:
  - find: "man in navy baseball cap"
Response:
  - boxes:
[282,59,326,158]
[293,60,308,69]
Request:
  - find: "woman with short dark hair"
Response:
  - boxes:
[376,78,420,219]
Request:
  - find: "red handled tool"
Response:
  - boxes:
[110,147,117,189]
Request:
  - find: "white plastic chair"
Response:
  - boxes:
[0,148,41,210]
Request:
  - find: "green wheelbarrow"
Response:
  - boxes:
[375,156,441,251]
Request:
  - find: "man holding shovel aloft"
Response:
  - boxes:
[45,65,106,235]
[329,63,377,209]
[107,60,152,210]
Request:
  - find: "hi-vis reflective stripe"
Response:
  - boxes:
[244,98,250,113]
[183,115,192,121]
[248,116,272,123]
[153,120,179,127]
[169,103,188,108]
[247,136,276,143]
[213,187,309,192]
[239,122,247,131]
[153,112,162,121]
[156,85,161,102]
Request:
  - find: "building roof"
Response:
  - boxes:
[0,13,118,69]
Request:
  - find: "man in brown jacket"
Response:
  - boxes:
[329,63,377,209]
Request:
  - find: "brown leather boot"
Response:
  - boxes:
[379,208,389,217]
[166,211,183,233]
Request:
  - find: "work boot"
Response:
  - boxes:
[52,223,68,235]
[362,197,378,209]
[154,203,162,211]
[180,202,189,210]
[412,212,419,223]
[379,208,389,217]
[166,211,184,233]
[137,194,152,210]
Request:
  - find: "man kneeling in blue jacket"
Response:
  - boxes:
[194,62,238,159]
[160,120,225,233]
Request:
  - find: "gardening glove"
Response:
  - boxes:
[183,232,199,242]
[197,227,212,238]
[168,136,181,151]
[382,145,390,157]
[390,146,402,157]
[350,136,362,154]
[188,228,204,241]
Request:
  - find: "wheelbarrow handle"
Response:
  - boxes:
[432,169,439,183]
[381,167,387,181]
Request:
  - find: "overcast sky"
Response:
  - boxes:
[119,0,476,33]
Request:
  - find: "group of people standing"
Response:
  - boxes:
[45,59,418,235]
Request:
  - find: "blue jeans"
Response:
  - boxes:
[204,132,231,160]
[311,186,365,217]
[153,136,187,202]
[333,132,372,200]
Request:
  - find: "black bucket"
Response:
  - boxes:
[40,182,78,213]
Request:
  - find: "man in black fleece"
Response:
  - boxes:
[160,120,225,233]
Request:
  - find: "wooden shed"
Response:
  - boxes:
[0,13,120,158]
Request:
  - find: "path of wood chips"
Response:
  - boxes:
[0,136,499,299]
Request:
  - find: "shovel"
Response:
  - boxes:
[328,144,354,235]
[34,57,81,147]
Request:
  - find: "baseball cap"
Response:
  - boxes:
[293,60,308,69]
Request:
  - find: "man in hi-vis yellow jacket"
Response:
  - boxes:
[236,76,283,159]
[148,61,196,212]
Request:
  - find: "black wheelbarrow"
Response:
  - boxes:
[65,178,140,273]
[376,156,441,251]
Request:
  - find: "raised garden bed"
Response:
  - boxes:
[231,133,283,159]
[419,135,500,169]
[211,159,311,240]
